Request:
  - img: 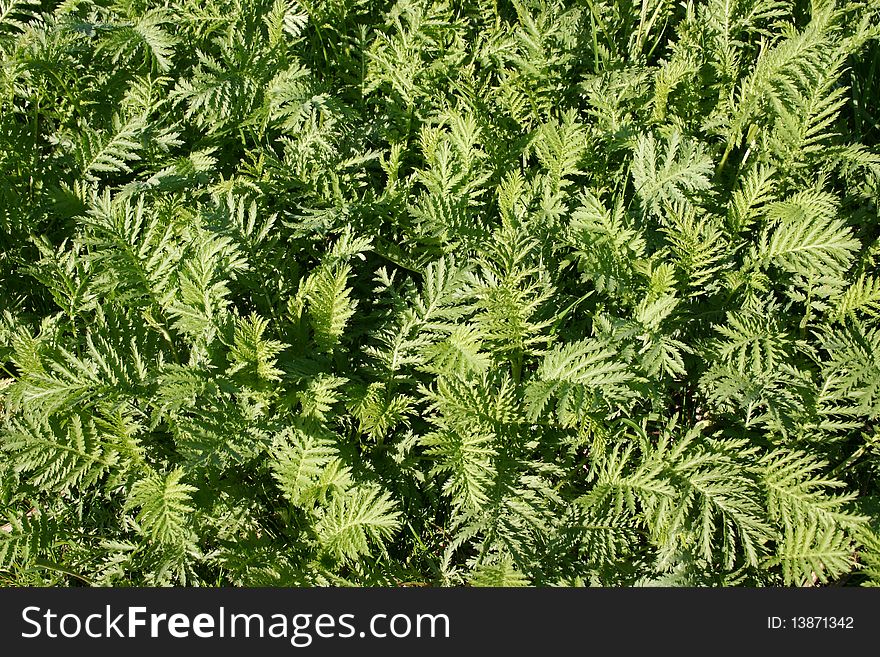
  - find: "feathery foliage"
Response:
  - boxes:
[1,0,879,587]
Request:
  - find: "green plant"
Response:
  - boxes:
[1,0,879,587]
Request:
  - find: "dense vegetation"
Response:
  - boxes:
[1,0,879,587]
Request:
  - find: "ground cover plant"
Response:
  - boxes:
[1,0,880,587]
